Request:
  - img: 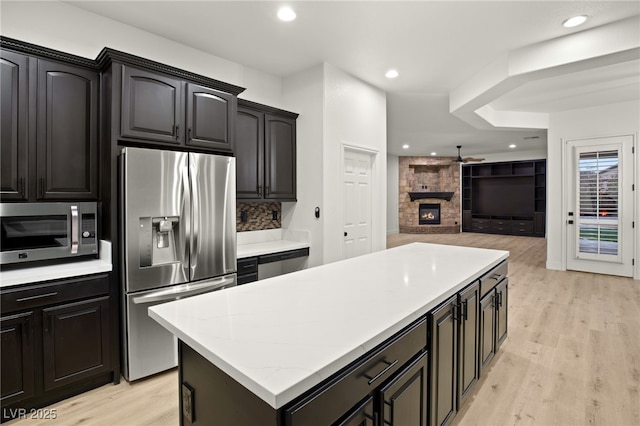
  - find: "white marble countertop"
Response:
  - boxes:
[237,239,310,259]
[149,242,508,409]
[237,228,310,259]
[0,241,112,288]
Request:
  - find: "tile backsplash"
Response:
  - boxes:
[237,202,281,232]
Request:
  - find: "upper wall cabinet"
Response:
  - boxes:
[0,50,28,201]
[120,66,236,153]
[236,100,298,202]
[0,50,99,202]
[121,66,184,145]
[37,60,99,200]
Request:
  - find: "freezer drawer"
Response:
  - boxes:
[123,274,236,381]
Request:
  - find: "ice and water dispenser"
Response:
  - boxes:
[138,216,181,268]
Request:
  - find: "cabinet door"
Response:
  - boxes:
[185,83,234,152]
[121,66,183,145]
[264,114,296,200]
[495,279,508,350]
[429,295,457,426]
[479,291,496,375]
[236,107,264,199]
[457,282,479,409]
[336,396,375,426]
[0,311,35,406]
[36,59,99,200]
[42,296,111,391]
[379,351,428,426]
[0,50,29,201]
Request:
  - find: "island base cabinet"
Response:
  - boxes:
[479,278,509,376]
[429,295,458,426]
[457,282,479,409]
[335,396,375,426]
[378,350,428,426]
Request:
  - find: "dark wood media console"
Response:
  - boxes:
[462,160,546,237]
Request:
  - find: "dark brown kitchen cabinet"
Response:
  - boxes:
[264,114,296,200]
[429,295,457,426]
[236,100,298,201]
[185,83,235,152]
[495,279,508,349]
[0,52,99,202]
[37,59,99,200]
[0,50,29,201]
[479,274,508,376]
[0,311,35,406]
[42,296,111,392]
[378,350,429,426]
[121,65,183,145]
[479,290,496,373]
[457,282,479,409]
[0,273,115,422]
[336,397,374,426]
[120,66,235,153]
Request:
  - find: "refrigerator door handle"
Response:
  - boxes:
[189,155,200,276]
[180,165,191,276]
[132,275,236,305]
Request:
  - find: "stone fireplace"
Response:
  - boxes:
[399,156,460,234]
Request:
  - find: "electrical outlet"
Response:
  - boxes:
[272,210,278,220]
[182,383,194,423]
[240,210,248,222]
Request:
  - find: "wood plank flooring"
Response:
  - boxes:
[8,233,639,425]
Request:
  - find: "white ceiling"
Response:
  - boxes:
[66,1,640,157]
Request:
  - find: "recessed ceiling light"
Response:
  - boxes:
[562,15,588,28]
[385,69,399,79]
[402,144,409,149]
[277,7,296,22]
[430,152,437,156]
[509,144,516,149]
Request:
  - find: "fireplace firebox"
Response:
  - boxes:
[419,203,441,225]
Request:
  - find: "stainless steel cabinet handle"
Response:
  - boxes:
[365,359,399,385]
[70,205,79,254]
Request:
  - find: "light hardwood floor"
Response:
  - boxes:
[8,233,640,425]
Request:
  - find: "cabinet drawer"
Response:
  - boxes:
[479,261,508,298]
[258,248,309,264]
[490,219,512,234]
[0,274,109,314]
[237,257,258,275]
[284,318,427,426]
[471,219,489,232]
[513,221,534,234]
[237,273,258,285]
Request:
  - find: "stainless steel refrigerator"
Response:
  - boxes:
[120,147,236,381]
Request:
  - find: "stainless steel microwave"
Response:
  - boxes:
[0,202,99,266]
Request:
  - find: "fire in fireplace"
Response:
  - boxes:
[419,203,441,225]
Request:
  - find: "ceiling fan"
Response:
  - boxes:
[454,145,484,163]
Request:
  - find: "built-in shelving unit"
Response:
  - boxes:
[462,159,546,237]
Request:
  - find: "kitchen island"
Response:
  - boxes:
[149,242,509,425]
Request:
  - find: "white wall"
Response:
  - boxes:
[322,64,387,264]
[547,100,640,275]
[0,1,283,107]
[281,65,325,268]
[387,155,399,235]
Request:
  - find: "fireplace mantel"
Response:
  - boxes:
[408,192,454,202]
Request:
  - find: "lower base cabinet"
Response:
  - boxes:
[479,278,509,375]
[0,274,115,422]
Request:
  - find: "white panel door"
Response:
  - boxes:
[343,149,373,260]
[565,135,634,277]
